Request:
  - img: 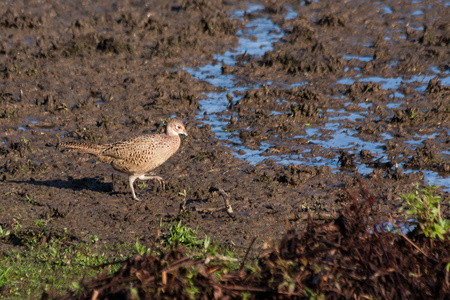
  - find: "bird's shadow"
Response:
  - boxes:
[8,176,114,194]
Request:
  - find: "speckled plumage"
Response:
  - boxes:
[60,119,187,200]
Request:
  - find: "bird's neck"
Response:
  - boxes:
[166,130,178,137]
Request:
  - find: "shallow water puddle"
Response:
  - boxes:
[185,3,449,191]
[342,55,373,62]
[184,3,281,148]
[374,218,417,235]
[336,73,448,94]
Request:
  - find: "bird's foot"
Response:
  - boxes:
[154,176,165,191]
[139,175,165,191]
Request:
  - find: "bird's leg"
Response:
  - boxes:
[138,174,165,191]
[128,175,140,201]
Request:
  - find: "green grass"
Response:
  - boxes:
[0,234,128,299]
[401,185,450,240]
[0,243,116,298]
[0,222,130,299]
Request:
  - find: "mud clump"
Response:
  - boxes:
[346,81,382,100]
[262,50,345,75]
[405,141,450,173]
[0,9,42,29]
[274,165,330,186]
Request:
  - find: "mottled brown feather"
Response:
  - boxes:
[60,119,187,200]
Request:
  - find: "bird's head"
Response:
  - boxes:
[166,119,188,137]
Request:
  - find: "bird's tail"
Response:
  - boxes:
[59,142,104,155]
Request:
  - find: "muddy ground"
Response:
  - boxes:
[0,0,449,258]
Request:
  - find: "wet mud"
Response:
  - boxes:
[1,0,449,254]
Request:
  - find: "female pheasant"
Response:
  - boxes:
[60,119,187,200]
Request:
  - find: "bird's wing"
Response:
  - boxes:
[100,135,163,160]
